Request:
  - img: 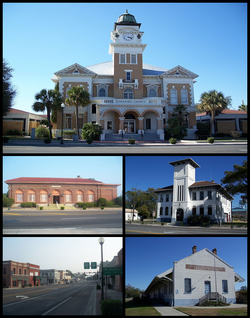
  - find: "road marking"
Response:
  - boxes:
[126,230,167,235]
[3,213,22,215]
[61,217,97,220]
[42,297,72,315]
[16,295,29,299]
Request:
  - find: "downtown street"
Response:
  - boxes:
[3,280,97,315]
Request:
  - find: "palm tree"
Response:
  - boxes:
[172,104,189,127]
[197,90,231,136]
[32,89,63,139]
[65,86,90,137]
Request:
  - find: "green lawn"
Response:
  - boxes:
[125,300,161,316]
[175,306,247,316]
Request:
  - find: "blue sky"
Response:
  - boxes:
[125,156,247,208]
[3,237,122,273]
[3,156,122,196]
[3,3,247,114]
[125,237,247,291]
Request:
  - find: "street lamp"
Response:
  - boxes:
[98,237,105,301]
[60,103,65,144]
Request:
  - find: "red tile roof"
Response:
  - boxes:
[196,109,247,116]
[5,177,105,185]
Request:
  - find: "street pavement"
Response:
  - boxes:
[126,222,247,235]
[3,281,123,316]
[3,139,247,154]
[3,208,122,234]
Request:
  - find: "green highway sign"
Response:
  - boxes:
[91,262,97,269]
[84,262,90,269]
[103,267,123,276]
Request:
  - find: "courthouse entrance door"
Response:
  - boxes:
[124,120,135,133]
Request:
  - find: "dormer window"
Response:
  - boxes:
[175,69,180,75]
[73,69,79,74]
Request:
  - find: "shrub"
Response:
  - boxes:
[2,194,15,207]
[3,136,9,143]
[63,130,76,138]
[81,123,102,141]
[169,138,177,144]
[60,206,65,210]
[101,299,122,316]
[101,206,104,210]
[187,215,211,225]
[21,202,36,208]
[128,138,135,144]
[39,206,43,210]
[97,197,108,207]
[96,284,101,289]
[207,137,214,144]
[44,138,51,143]
[86,138,93,144]
[114,196,122,206]
[36,125,50,138]
[6,129,22,136]
[230,130,242,139]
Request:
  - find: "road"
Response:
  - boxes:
[3,280,96,315]
[3,140,247,154]
[125,223,248,235]
[3,208,122,234]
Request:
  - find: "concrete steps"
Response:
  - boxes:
[105,133,160,141]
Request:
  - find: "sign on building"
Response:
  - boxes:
[103,267,123,276]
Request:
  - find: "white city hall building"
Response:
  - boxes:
[155,158,233,223]
[145,246,244,306]
[52,10,198,140]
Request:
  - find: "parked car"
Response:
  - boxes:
[65,281,70,284]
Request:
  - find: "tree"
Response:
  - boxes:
[197,90,232,136]
[32,89,63,139]
[97,197,108,207]
[125,284,142,298]
[81,123,103,141]
[165,117,187,140]
[137,203,150,219]
[65,86,90,137]
[3,59,18,116]
[172,104,189,127]
[238,102,247,112]
[220,160,247,202]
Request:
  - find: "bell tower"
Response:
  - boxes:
[109,10,147,99]
[169,158,200,222]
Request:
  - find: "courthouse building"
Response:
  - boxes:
[155,158,233,223]
[144,246,244,306]
[52,10,198,140]
[5,176,120,207]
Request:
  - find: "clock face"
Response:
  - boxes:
[123,32,134,41]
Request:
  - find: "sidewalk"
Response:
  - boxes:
[95,288,123,315]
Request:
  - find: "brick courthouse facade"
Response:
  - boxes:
[5,177,120,206]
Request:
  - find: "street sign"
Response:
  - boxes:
[103,267,123,276]
[91,262,97,269]
[84,262,90,269]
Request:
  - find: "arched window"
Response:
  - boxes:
[148,88,156,97]
[64,190,72,202]
[40,190,48,202]
[192,206,196,215]
[208,205,212,215]
[124,88,133,99]
[170,88,177,104]
[15,189,24,202]
[87,190,95,202]
[76,190,83,202]
[98,88,106,97]
[28,190,36,202]
[181,88,188,104]
[165,207,169,215]
[160,207,163,215]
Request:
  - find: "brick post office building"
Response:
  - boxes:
[5,177,120,207]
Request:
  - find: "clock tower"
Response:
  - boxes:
[109,10,147,99]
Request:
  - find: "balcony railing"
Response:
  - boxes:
[199,292,226,305]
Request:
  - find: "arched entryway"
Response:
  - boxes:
[124,113,136,133]
[52,190,60,204]
[176,208,184,221]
